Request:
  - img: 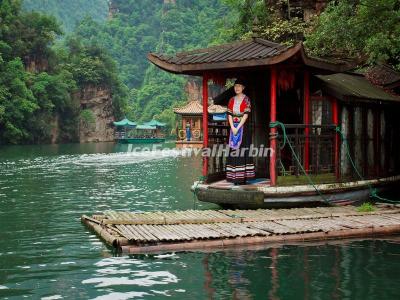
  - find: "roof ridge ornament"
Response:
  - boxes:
[251,16,262,39]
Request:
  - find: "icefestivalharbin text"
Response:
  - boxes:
[125,144,274,158]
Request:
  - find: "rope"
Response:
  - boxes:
[269,121,333,205]
[335,126,399,204]
[192,175,207,210]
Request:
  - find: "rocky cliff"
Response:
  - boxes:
[77,85,115,143]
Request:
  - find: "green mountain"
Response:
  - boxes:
[73,0,234,124]
[0,0,127,144]
[23,0,109,32]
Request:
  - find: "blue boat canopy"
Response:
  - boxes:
[113,118,137,127]
[143,120,166,127]
[136,124,157,130]
[212,113,227,121]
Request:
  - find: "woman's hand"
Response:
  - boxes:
[232,127,238,135]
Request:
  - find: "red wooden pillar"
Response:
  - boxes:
[303,70,310,173]
[202,75,209,178]
[331,97,340,180]
[270,67,277,186]
[374,109,381,176]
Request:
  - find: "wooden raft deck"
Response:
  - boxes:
[81,204,400,254]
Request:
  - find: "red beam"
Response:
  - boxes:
[303,70,310,173]
[202,75,209,178]
[270,67,277,186]
[331,97,340,180]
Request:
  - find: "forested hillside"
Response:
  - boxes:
[23,0,108,32]
[73,0,234,124]
[0,0,127,144]
[2,0,397,144]
[221,0,400,70]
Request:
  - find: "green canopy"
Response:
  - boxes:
[113,118,137,127]
[143,120,166,127]
[136,124,157,130]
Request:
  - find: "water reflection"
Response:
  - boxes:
[197,239,400,300]
[0,143,399,299]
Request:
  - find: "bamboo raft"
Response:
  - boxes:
[81,204,400,254]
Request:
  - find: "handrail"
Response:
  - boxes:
[282,124,337,129]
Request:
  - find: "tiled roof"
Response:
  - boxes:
[148,38,354,75]
[155,38,288,65]
[173,101,203,115]
[173,101,227,115]
[316,73,400,103]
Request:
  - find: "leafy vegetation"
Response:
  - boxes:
[0,0,127,144]
[22,0,108,32]
[73,0,232,128]
[305,0,400,70]
[2,0,399,144]
[357,202,375,212]
[221,0,400,70]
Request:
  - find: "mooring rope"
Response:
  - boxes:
[191,123,398,208]
[334,126,399,204]
[192,175,207,210]
[269,121,333,205]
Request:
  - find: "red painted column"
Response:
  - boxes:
[270,67,277,186]
[202,75,209,178]
[331,97,340,180]
[303,70,310,173]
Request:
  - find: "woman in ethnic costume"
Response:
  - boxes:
[226,79,255,185]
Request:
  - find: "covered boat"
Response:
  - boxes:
[114,118,166,143]
[148,37,400,208]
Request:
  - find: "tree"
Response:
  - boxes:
[305,0,400,69]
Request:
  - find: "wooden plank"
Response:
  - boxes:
[166,225,192,241]
[135,225,159,242]
[84,207,400,251]
[145,225,171,241]
[249,221,299,234]
[123,225,149,242]
[115,225,137,240]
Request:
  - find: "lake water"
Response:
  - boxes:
[1,142,399,299]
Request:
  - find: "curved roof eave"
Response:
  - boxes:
[148,42,354,75]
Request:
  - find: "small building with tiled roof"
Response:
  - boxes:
[173,100,227,148]
[148,35,400,204]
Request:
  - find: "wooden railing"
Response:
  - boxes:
[206,123,229,182]
[276,124,337,179]
[176,127,202,141]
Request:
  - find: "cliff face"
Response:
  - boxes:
[77,85,115,143]
[185,78,225,104]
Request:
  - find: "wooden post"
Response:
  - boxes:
[303,70,310,173]
[331,97,340,180]
[202,75,209,178]
[270,67,277,186]
[374,109,381,176]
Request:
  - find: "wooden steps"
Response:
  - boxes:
[81,204,400,254]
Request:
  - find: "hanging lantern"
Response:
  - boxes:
[277,69,296,91]
[205,72,227,87]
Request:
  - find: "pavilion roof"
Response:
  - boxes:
[113,118,137,127]
[148,38,354,75]
[136,124,157,130]
[143,120,166,127]
[173,100,227,115]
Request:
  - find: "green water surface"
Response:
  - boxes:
[0,142,399,299]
